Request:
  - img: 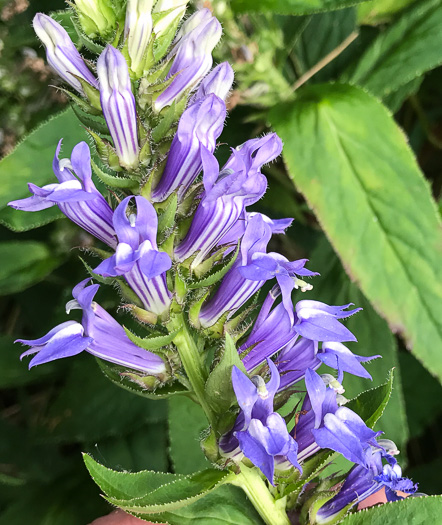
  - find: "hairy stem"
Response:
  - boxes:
[231,465,291,525]
[169,311,216,428]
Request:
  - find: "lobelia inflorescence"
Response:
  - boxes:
[9,2,418,524]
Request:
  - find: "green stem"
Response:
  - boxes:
[230,465,290,525]
[169,312,216,428]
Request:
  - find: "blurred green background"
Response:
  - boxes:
[0,0,441,522]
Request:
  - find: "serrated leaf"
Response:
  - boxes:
[346,369,394,429]
[339,495,442,525]
[188,244,240,290]
[152,101,178,142]
[357,0,417,25]
[132,484,265,525]
[343,0,442,97]
[205,333,246,415]
[270,84,442,383]
[157,193,178,236]
[106,469,233,514]
[124,326,181,350]
[0,205,65,232]
[91,159,139,190]
[0,108,86,229]
[230,0,368,16]
[72,104,108,134]
[83,453,182,501]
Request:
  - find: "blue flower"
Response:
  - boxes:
[152,94,226,202]
[175,134,282,268]
[199,213,308,328]
[8,141,116,248]
[316,443,417,523]
[220,359,301,484]
[154,9,222,112]
[97,45,139,169]
[190,62,234,104]
[295,369,381,465]
[17,279,166,374]
[33,13,98,95]
[94,196,172,316]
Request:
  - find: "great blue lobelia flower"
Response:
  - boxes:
[33,13,99,95]
[8,141,117,248]
[151,93,227,202]
[219,359,301,485]
[17,279,166,374]
[97,45,140,169]
[94,195,172,316]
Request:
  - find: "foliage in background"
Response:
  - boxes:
[0,0,441,522]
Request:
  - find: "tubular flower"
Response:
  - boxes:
[152,94,226,202]
[154,9,222,111]
[33,13,98,95]
[94,196,172,316]
[175,133,282,268]
[97,46,139,169]
[8,141,116,248]
[190,61,235,103]
[199,213,312,329]
[316,444,417,524]
[295,369,381,464]
[17,279,166,375]
[219,360,301,485]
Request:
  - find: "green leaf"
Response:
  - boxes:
[168,396,210,474]
[357,0,419,25]
[0,108,86,230]
[343,0,442,97]
[124,326,181,351]
[339,495,442,525]
[230,0,368,15]
[92,460,232,514]
[346,369,394,428]
[383,76,423,113]
[205,333,246,415]
[0,241,62,295]
[0,206,64,232]
[304,238,409,448]
[270,84,442,383]
[134,485,265,525]
[83,453,181,501]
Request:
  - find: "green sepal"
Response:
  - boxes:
[152,100,178,143]
[201,311,230,340]
[143,56,173,86]
[124,326,182,351]
[152,9,184,61]
[205,333,247,417]
[201,428,220,463]
[74,76,102,111]
[188,243,240,289]
[139,137,152,166]
[71,15,105,53]
[157,193,178,236]
[60,88,101,115]
[189,289,211,330]
[91,158,139,190]
[158,231,175,257]
[87,129,122,171]
[303,488,346,525]
[72,103,108,131]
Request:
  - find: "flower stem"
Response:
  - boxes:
[231,465,290,525]
[169,312,216,428]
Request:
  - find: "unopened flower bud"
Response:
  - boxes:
[153,0,188,38]
[191,62,234,104]
[97,46,139,169]
[73,0,116,38]
[33,13,98,95]
[125,0,154,77]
